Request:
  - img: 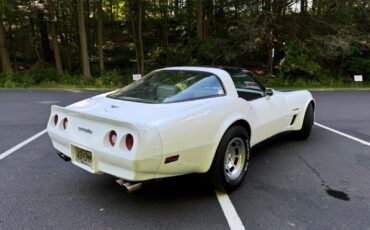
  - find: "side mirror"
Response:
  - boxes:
[265,88,274,96]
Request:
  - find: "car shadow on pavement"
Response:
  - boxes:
[251,132,296,158]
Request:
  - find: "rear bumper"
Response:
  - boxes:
[49,132,161,182]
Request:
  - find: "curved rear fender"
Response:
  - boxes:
[154,97,253,176]
[202,113,252,173]
[155,100,231,176]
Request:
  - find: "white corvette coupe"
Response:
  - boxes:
[47,66,315,192]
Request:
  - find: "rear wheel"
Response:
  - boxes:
[209,126,250,192]
[295,103,314,140]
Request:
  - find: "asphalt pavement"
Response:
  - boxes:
[0,89,369,230]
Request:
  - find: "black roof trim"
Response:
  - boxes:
[189,65,250,74]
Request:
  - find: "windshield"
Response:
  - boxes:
[108,70,225,103]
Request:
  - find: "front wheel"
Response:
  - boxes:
[295,103,314,140]
[209,126,251,192]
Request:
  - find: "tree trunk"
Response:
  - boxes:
[215,0,225,36]
[312,0,317,14]
[29,18,41,61]
[174,0,179,16]
[129,0,144,74]
[47,0,63,76]
[0,13,11,72]
[204,0,211,40]
[97,0,104,73]
[160,0,169,62]
[91,1,96,58]
[115,0,119,20]
[109,0,114,21]
[301,0,307,14]
[56,0,72,72]
[37,9,52,63]
[264,0,273,75]
[196,0,204,40]
[186,0,193,37]
[138,2,144,74]
[86,0,94,56]
[77,0,92,78]
[266,28,273,75]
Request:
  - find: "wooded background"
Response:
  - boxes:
[0,0,369,87]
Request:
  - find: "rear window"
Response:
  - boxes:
[231,72,263,91]
[108,70,225,103]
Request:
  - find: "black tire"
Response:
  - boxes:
[295,103,314,140]
[208,125,251,192]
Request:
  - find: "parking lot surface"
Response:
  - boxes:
[0,89,369,230]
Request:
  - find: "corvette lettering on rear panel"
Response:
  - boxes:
[78,127,93,134]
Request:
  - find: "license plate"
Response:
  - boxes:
[74,146,93,168]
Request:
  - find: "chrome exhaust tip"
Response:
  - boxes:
[57,152,71,162]
[116,178,143,193]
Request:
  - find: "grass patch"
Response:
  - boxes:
[260,75,370,91]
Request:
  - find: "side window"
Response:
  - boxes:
[230,72,265,101]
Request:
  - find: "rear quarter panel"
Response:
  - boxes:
[155,96,252,177]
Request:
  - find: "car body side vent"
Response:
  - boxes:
[290,115,297,126]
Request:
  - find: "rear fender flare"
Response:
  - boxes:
[203,114,252,173]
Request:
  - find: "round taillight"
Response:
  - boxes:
[54,115,58,126]
[109,130,117,146]
[63,118,68,129]
[126,134,134,151]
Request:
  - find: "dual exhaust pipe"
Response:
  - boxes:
[57,152,143,193]
[116,178,143,193]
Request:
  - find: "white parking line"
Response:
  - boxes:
[0,129,47,160]
[315,122,370,146]
[215,191,245,230]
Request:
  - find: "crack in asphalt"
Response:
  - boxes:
[295,152,350,201]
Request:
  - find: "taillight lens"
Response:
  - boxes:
[126,134,134,151]
[63,118,68,129]
[109,130,117,146]
[54,115,58,126]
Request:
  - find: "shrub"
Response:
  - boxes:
[96,70,122,88]
[279,40,324,80]
[0,71,17,88]
[24,67,58,84]
[346,57,370,82]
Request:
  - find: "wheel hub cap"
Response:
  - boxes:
[224,137,248,181]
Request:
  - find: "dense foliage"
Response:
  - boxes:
[0,0,369,88]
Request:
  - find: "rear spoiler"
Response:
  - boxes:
[50,105,141,130]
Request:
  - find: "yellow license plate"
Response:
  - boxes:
[74,146,93,168]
